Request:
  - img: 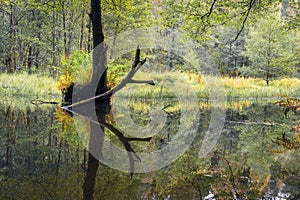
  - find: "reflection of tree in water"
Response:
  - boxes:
[149,102,300,199]
[61,41,157,200]
[2,98,300,199]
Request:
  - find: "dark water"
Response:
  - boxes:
[0,98,300,200]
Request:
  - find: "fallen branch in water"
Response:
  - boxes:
[225,120,284,126]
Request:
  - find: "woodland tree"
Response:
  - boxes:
[242,12,299,85]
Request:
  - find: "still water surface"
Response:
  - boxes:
[0,97,299,199]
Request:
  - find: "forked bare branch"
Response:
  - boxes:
[62,47,154,110]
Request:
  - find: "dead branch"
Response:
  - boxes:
[221,156,240,199]
[230,0,255,44]
[65,107,152,176]
[62,47,154,110]
[225,120,279,126]
[201,0,217,19]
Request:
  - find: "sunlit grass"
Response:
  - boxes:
[115,71,300,99]
[0,73,60,110]
[0,73,59,98]
[1,72,300,106]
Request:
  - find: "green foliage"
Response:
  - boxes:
[58,50,92,86]
[161,0,280,42]
[59,50,89,76]
[102,0,154,37]
[242,12,300,82]
[107,63,130,88]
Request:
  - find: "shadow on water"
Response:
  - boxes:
[1,97,300,199]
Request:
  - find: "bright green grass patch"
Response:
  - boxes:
[1,72,300,106]
[0,73,59,98]
[0,73,60,110]
[115,71,300,99]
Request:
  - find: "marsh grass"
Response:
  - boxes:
[0,73,60,111]
[1,72,300,108]
[117,71,300,99]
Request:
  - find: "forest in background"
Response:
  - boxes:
[0,0,299,88]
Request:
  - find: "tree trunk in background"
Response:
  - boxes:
[67,11,73,55]
[79,9,85,50]
[87,18,92,52]
[51,4,58,78]
[28,45,32,73]
[281,0,289,20]
[35,10,41,70]
[62,1,69,57]
[8,4,16,73]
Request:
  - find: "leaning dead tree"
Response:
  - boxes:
[63,47,155,176]
[62,47,154,110]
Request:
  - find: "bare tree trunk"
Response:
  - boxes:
[62,1,69,57]
[34,10,41,70]
[281,0,289,20]
[266,65,270,86]
[52,6,58,78]
[67,11,73,55]
[79,9,85,50]
[87,19,92,52]
[5,106,16,168]
[91,0,108,94]
[83,152,99,200]
[8,4,16,73]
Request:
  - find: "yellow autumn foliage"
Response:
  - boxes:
[294,132,300,143]
[54,107,73,129]
[56,71,74,91]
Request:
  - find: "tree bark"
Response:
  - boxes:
[67,11,73,55]
[62,1,69,57]
[52,7,58,78]
[79,9,85,50]
[90,0,108,94]
[8,4,16,73]
[83,0,108,199]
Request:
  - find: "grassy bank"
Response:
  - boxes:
[0,73,60,110]
[115,71,300,99]
[1,72,300,103]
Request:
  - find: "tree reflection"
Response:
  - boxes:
[62,46,155,199]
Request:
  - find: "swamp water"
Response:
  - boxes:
[0,97,300,200]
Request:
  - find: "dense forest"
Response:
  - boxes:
[0,0,299,82]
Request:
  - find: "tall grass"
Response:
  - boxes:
[0,73,60,110]
[115,71,300,99]
[1,72,300,104]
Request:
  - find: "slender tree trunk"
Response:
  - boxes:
[87,19,92,52]
[52,6,58,78]
[8,4,16,73]
[79,9,85,50]
[34,10,41,70]
[5,106,16,168]
[62,1,69,57]
[281,0,289,19]
[28,46,32,74]
[67,11,73,55]
[266,66,269,86]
